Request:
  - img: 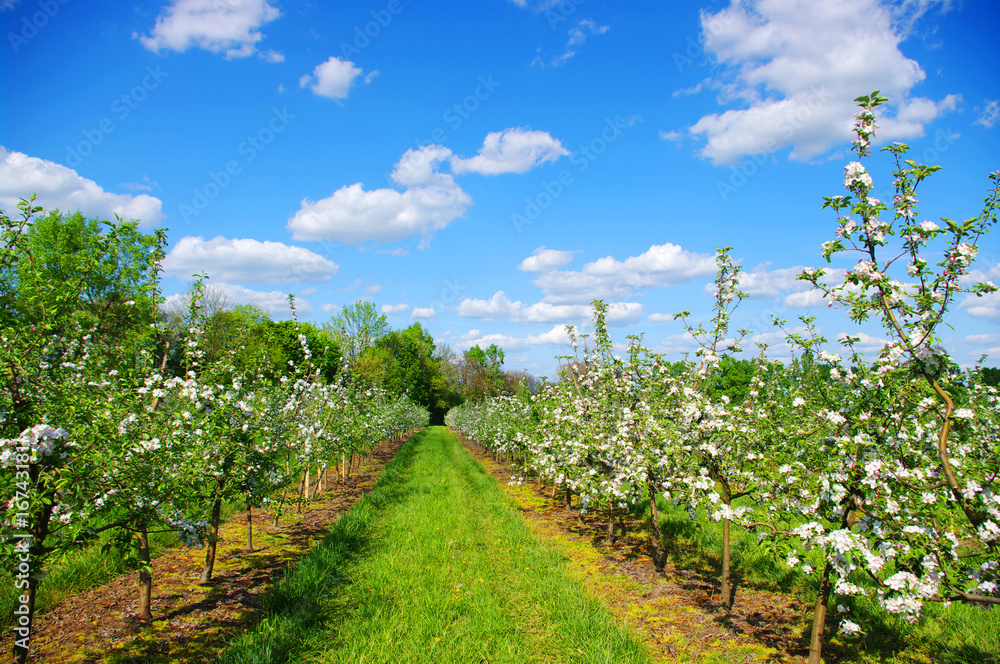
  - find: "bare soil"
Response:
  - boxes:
[5,434,411,664]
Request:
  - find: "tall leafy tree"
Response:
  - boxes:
[325,300,388,367]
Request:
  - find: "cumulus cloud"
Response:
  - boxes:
[964,333,1000,346]
[259,49,284,63]
[140,0,280,59]
[300,56,364,100]
[163,282,310,319]
[382,303,409,315]
[453,325,574,351]
[458,291,642,326]
[715,263,846,307]
[450,128,569,175]
[288,129,565,246]
[837,331,891,353]
[287,145,471,246]
[518,246,577,272]
[0,147,164,227]
[960,291,1000,320]
[654,331,700,357]
[687,0,959,164]
[161,236,338,284]
[412,307,436,319]
[533,243,717,304]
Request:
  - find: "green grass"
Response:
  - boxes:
[220,426,652,664]
[646,496,1000,664]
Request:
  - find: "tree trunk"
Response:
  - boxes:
[273,491,285,527]
[12,566,39,664]
[137,525,153,619]
[808,560,834,664]
[246,500,254,551]
[13,474,54,664]
[200,496,223,584]
[647,481,664,572]
[606,502,615,543]
[721,514,733,610]
[565,487,573,510]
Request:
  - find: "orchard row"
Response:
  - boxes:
[0,211,428,662]
[448,93,1000,664]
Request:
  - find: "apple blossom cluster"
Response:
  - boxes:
[1,204,429,657]
[450,97,1000,660]
[0,425,74,468]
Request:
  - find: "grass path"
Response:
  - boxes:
[221,426,652,664]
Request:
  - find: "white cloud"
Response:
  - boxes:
[287,145,471,246]
[837,331,890,353]
[518,246,576,272]
[659,130,683,142]
[412,307,436,319]
[648,313,676,322]
[454,324,574,351]
[654,331,700,357]
[784,289,829,307]
[382,303,409,315]
[450,128,569,176]
[975,100,999,129]
[960,291,1000,320]
[163,282,310,319]
[392,145,454,187]
[140,0,280,59]
[288,129,569,246]
[553,18,610,66]
[962,262,1000,285]
[365,283,382,294]
[161,236,339,284]
[458,291,642,326]
[533,243,717,304]
[457,291,518,321]
[719,263,847,307]
[259,49,284,63]
[300,56,364,100]
[0,147,164,227]
[688,0,959,164]
[964,333,1000,345]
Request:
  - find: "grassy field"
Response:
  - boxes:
[221,426,652,664]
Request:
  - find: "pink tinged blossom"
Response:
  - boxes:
[840,620,862,636]
[844,162,873,189]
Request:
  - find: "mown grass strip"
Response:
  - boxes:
[220,426,652,664]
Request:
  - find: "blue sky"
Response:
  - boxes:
[2,0,999,377]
